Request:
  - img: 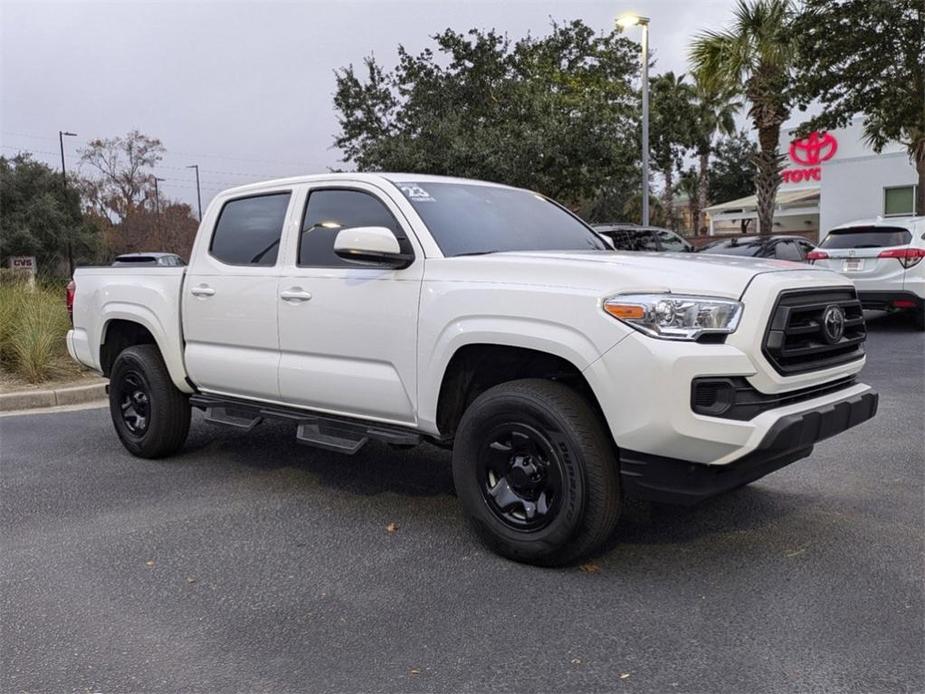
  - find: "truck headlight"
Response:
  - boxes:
[603,293,743,341]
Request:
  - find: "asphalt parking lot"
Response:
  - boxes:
[2,312,923,693]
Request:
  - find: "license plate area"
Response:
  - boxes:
[844,258,863,272]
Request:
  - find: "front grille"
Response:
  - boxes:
[762,287,866,375]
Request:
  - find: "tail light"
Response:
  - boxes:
[805,250,828,263]
[878,247,925,268]
[66,279,76,323]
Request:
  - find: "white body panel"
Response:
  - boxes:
[68,172,875,469]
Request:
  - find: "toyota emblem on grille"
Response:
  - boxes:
[822,305,846,344]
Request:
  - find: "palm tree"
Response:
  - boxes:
[690,0,798,235]
[690,80,739,235]
[649,72,696,230]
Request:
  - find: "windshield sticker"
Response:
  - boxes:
[398,183,435,202]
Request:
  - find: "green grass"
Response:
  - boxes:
[0,278,72,383]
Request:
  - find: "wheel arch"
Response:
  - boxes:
[98,307,192,393]
[432,342,611,444]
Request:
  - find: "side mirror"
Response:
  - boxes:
[333,226,413,268]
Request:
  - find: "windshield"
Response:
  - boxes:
[393,181,608,256]
[820,226,912,249]
[700,241,763,257]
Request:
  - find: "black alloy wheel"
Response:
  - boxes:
[118,370,151,437]
[477,423,564,531]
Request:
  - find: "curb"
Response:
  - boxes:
[0,382,108,412]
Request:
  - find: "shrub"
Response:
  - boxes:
[0,278,71,383]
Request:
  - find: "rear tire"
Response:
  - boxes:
[452,379,621,566]
[109,344,190,458]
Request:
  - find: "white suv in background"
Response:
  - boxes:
[809,216,925,330]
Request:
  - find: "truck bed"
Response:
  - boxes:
[67,266,191,393]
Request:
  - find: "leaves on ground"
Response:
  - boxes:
[579,562,601,574]
[386,522,399,534]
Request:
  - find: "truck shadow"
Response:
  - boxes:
[182,416,808,556]
[182,416,456,498]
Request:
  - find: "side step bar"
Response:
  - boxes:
[190,393,422,455]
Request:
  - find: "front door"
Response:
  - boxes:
[182,190,293,401]
[276,183,423,425]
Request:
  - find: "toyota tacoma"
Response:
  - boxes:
[67,174,878,565]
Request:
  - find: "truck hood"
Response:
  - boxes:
[435,250,832,299]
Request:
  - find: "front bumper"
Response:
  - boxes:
[619,389,878,505]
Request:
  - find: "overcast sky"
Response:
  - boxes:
[2,0,738,211]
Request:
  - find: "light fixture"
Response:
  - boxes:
[616,13,649,27]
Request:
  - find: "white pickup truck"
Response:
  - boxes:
[68,173,878,565]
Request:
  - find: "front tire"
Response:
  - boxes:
[109,344,190,458]
[452,379,621,566]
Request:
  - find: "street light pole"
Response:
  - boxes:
[153,176,166,250]
[59,130,77,274]
[186,164,202,220]
[616,14,651,227]
[153,176,165,217]
[640,21,650,227]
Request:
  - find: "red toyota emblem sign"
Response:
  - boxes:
[789,131,838,166]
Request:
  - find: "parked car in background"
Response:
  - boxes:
[112,252,186,267]
[593,224,693,253]
[698,235,816,262]
[807,216,925,330]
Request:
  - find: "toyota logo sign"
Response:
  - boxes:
[789,131,838,166]
[822,304,846,345]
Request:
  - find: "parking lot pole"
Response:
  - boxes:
[59,130,77,275]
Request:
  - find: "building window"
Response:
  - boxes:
[883,186,916,216]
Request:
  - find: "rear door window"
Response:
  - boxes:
[774,240,803,261]
[820,226,912,249]
[655,230,687,252]
[702,241,762,256]
[608,230,657,251]
[210,193,291,266]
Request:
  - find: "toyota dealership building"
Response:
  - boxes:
[705,117,919,241]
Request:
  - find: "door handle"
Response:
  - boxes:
[190,285,215,297]
[280,288,312,302]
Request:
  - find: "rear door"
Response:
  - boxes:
[276,182,424,424]
[814,225,913,292]
[182,190,295,401]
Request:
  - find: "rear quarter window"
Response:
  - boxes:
[821,226,912,249]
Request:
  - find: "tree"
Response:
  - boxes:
[648,72,696,230]
[622,192,668,228]
[691,0,798,235]
[103,202,199,261]
[689,79,739,234]
[79,130,165,222]
[709,131,759,233]
[333,21,641,212]
[0,153,98,274]
[677,167,700,234]
[793,0,925,215]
